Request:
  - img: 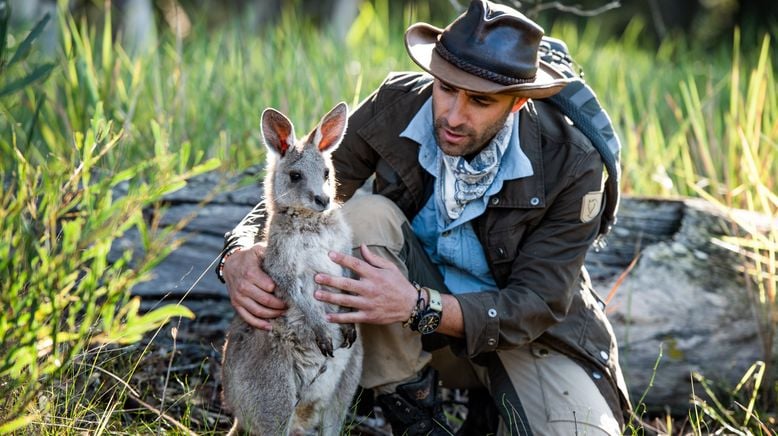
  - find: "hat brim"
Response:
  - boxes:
[405,23,571,99]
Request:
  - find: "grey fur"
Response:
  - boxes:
[222,102,363,435]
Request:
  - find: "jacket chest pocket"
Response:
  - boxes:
[482,208,542,276]
[486,225,526,265]
[485,208,541,261]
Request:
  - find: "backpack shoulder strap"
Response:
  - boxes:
[539,37,621,243]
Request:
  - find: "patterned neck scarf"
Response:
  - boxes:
[440,113,514,219]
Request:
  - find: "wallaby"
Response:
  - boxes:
[222,102,363,435]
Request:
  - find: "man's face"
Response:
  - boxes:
[431,79,524,157]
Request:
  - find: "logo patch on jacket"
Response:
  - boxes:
[581,191,603,223]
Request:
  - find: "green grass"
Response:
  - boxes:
[549,18,777,202]
[1,1,776,434]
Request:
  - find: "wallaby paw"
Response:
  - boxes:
[340,323,357,348]
[315,332,334,357]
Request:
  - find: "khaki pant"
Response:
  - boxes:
[342,195,621,436]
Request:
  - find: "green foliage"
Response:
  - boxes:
[0,11,55,98]
[0,4,216,431]
[550,19,777,206]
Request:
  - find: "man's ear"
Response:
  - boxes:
[511,97,529,113]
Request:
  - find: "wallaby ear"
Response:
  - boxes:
[312,102,348,153]
[261,108,296,157]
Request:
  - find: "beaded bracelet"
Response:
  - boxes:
[402,281,427,329]
[216,246,244,283]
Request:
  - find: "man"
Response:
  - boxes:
[218,1,631,434]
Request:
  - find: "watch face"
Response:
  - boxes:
[417,312,441,335]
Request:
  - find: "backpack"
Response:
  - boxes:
[539,37,621,244]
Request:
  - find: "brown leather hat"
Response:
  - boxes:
[405,0,571,99]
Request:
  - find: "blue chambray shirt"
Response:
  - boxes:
[401,98,534,294]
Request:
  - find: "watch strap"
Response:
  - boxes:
[426,288,442,313]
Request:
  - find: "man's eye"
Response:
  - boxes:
[472,97,490,106]
[289,171,302,182]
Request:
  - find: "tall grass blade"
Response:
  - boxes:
[6,13,50,67]
[0,63,55,97]
[23,92,45,147]
[731,361,765,427]
[0,0,9,66]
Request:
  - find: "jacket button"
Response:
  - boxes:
[487,308,497,318]
[592,371,603,380]
[487,338,497,346]
[530,197,540,206]
[490,197,500,205]
[496,247,506,258]
[599,350,609,361]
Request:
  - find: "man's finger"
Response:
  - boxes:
[315,288,361,308]
[315,273,363,295]
[242,268,276,294]
[328,250,376,276]
[326,310,365,324]
[235,306,272,331]
[359,244,396,269]
[237,293,286,319]
[251,287,287,310]
[251,275,277,295]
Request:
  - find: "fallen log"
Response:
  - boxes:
[592,198,768,413]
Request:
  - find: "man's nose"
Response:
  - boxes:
[446,92,468,127]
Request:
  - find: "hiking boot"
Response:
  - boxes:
[376,367,454,436]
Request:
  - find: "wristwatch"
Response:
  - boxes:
[414,288,443,335]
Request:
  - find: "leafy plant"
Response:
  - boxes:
[0,4,218,431]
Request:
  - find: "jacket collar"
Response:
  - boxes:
[502,99,546,209]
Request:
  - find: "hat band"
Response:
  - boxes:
[434,42,536,86]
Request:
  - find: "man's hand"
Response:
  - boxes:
[314,244,418,325]
[223,243,286,330]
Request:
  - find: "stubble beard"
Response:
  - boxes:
[433,110,512,158]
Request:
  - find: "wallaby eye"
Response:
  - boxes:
[289,171,302,182]
[324,169,330,181]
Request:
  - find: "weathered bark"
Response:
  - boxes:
[113,170,774,414]
[111,167,263,298]
[591,198,769,414]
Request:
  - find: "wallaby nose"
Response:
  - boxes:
[314,195,329,209]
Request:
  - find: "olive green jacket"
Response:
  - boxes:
[225,72,631,416]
